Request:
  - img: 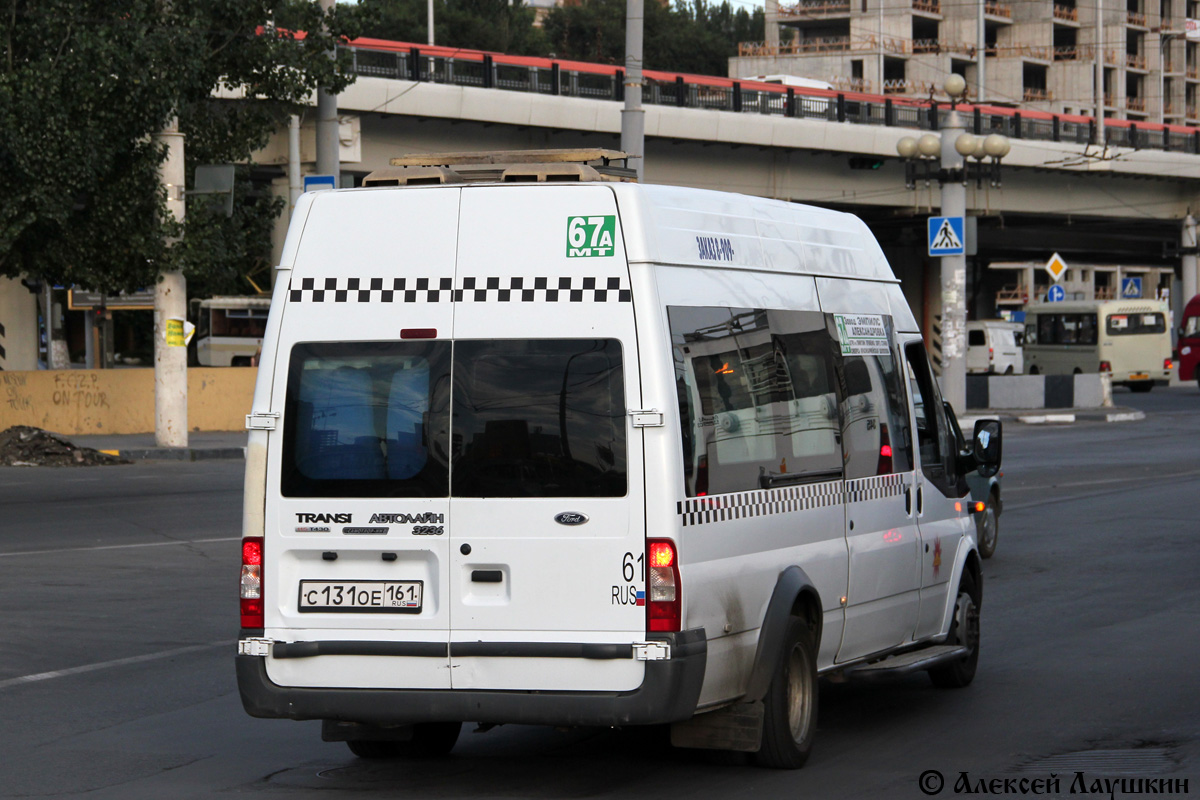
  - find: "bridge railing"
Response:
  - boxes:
[343,37,1200,156]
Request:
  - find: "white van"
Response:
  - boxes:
[966,320,1023,375]
[236,150,1001,769]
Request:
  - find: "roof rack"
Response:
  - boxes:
[363,148,637,187]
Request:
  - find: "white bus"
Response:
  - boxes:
[192,296,270,367]
[1022,299,1172,392]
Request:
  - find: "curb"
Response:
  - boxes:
[97,447,246,462]
[961,407,1144,427]
[1016,413,1076,425]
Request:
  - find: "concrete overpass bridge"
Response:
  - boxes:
[252,38,1200,328]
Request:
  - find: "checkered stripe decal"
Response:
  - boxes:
[455,277,631,303]
[288,277,631,303]
[844,473,906,504]
[676,481,844,528]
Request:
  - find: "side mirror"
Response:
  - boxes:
[972,419,1002,478]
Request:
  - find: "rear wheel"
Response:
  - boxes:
[1029,365,1040,375]
[346,722,462,759]
[929,571,981,689]
[976,493,999,559]
[755,616,818,770]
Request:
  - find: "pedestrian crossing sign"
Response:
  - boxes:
[928,216,965,256]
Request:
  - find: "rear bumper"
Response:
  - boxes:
[236,628,707,727]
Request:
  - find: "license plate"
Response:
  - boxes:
[298,580,423,613]
[1129,373,1149,380]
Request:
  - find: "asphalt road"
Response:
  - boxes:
[1,387,1197,799]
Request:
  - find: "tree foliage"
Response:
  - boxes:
[357,0,763,76]
[542,0,764,75]
[0,0,367,294]
[357,0,548,56]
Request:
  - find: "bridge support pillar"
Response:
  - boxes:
[1183,214,1198,306]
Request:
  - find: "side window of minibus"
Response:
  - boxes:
[668,306,842,497]
[831,315,913,479]
[904,342,960,497]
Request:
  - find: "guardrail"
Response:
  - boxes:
[343,36,1200,155]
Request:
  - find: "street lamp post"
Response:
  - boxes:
[896,76,1009,413]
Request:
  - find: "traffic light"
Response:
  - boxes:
[848,157,885,170]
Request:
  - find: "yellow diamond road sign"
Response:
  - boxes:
[1045,253,1069,283]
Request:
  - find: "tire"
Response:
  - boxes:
[346,722,462,759]
[976,493,999,559]
[1004,366,1014,375]
[408,721,462,756]
[929,571,981,689]
[1130,382,1153,393]
[754,616,818,770]
[1029,365,1039,375]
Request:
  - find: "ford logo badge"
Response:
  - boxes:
[554,512,589,526]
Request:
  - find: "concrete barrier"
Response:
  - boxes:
[966,373,1111,410]
[0,368,256,435]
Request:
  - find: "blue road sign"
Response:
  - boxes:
[928,216,965,256]
[303,174,337,193]
[1120,276,1143,298]
[1046,284,1066,303]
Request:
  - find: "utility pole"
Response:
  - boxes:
[428,0,435,45]
[976,0,985,103]
[878,0,885,94]
[288,114,302,217]
[316,0,340,184]
[1095,0,1105,145]
[621,0,645,182]
[939,97,969,413]
[1183,214,1198,305]
[154,116,188,448]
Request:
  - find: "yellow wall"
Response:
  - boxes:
[0,368,256,435]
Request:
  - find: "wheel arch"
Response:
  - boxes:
[744,566,823,703]
[938,543,984,639]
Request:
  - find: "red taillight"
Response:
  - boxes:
[241,537,264,629]
[646,539,681,632]
[401,328,437,339]
[1099,361,1112,373]
[988,347,994,362]
[1164,358,1174,370]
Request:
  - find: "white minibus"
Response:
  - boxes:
[192,296,270,366]
[1023,299,1172,391]
[236,149,1002,769]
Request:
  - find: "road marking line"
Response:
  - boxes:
[1004,471,1200,512]
[0,536,240,558]
[0,641,230,691]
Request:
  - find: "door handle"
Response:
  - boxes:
[905,487,912,515]
[471,570,503,583]
[916,487,924,515]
